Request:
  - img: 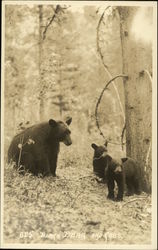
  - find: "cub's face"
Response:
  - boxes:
[91,143,108,158]
[49,117,72,146]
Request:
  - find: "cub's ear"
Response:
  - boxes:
[66,117,72,126]
[121,157,128,163]
[91,143,98,150]
[104,140,108,147]
[105,155,112,161]
[49,119,57,127]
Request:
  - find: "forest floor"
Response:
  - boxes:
[3,142,152,245]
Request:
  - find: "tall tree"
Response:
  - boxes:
[38,5,45,120]
[118,7,152,192]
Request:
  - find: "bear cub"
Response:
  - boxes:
[8,117,72,176]
[91,143,141,201]
[91,142,108,183]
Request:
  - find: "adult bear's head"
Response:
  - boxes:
[49,117,72,146]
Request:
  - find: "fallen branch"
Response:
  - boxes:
[78,175,94,180]
[53,174,95,182]
[70,189,83,208]
[122,196,149,207]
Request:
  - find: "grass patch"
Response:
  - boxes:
[3,143,151,244]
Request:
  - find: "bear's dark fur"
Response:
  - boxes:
[91,142,108,182]
[8,117,72,176]
[91,143,141,201]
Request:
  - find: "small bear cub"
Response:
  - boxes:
[91,142,141,201]
[91,142,108,182]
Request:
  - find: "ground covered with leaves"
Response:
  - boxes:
[4,143,151,245]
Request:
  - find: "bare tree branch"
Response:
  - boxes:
[43,5,61,40]
[95,74,128,144]
[121,123,126,150]
[96,6,125,124]
[144,140,151,172]
[96,6,110,70]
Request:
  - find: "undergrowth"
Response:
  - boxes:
[3,142,151,244]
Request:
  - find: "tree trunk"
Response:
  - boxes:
[39,5,45,120]
[118,7,152,192]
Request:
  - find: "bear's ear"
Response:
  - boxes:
[104,140,108,147]
[105,155,112,162]
[121,157,128,163]
[91,143,98,150]
[66,117,72,126]
[49,119,57,127]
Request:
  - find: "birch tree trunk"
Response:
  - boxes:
[118,7,152,192]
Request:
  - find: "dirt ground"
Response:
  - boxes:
[3,143,152,245]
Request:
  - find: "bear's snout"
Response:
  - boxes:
[64,140,72,146]
[63,136,72,146]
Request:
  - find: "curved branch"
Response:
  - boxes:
[144,69,152,94]
[144,141,151,172]
[96,7,125,123]
[108,140,126,146]
[144,69,152,86]
[121,123,126,150]
[95,74,128,142]
[96,6,110,70]
[142,69,152,173]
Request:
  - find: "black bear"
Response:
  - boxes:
[91,142,108,182]
[91,143,141,201]
[8,117,72,176]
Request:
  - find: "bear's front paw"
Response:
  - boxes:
[107,194,115,200]
[52,174,60,179]
[55,175,60,179]
[126,191,134,196]
[43,171,52,177]
[115,196,123,202]
[96,177,104,183]
[135,190,141,195]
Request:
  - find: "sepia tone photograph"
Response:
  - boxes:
[1,1,157,249]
